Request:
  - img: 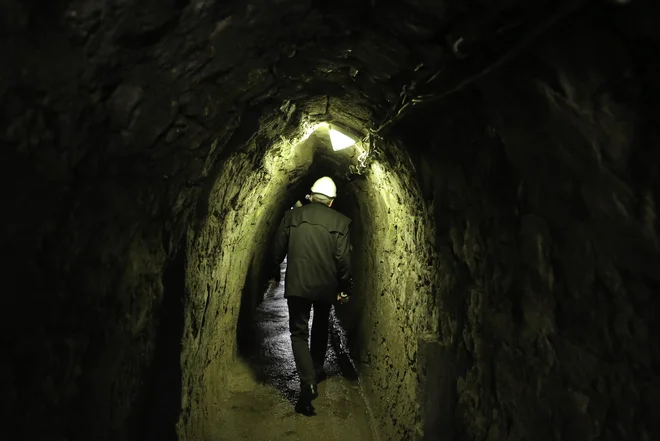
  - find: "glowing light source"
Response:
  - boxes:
[329,128,356,151]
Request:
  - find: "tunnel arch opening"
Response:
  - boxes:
[179,98,438,439]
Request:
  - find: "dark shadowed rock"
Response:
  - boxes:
[1,0,659,441]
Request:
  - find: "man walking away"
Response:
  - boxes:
[272,176,353,415]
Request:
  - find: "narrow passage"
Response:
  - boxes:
[216,261,375,440]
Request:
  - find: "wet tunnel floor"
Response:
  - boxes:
[217,275,375,440]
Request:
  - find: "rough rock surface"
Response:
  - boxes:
[336,138,437,440]
[1,0,659,441]
[398,10,660,440]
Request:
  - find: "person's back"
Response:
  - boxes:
[272,176,353,416]
[282,202,351,303]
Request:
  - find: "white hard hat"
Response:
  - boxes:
[310,176,337,198]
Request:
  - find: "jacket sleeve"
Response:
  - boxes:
[335,222,352,293]
[273,213,289,270]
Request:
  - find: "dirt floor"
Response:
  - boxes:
[216,273,376,440]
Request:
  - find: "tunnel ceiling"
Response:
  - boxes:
[2,0,586,267]
[4,0,581,160]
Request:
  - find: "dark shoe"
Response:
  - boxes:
[295,383,318,416]
[295,400,316,416]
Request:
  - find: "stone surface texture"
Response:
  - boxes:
[1,0,659,440]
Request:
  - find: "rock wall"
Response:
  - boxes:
[399,8,660,440]
[338,140,438,440]
[178,110,317,440]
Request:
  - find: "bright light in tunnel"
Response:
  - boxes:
[329,129,356,151]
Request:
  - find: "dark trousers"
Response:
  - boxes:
[286,297,332,385]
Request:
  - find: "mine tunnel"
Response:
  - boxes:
[2,0,660,440]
